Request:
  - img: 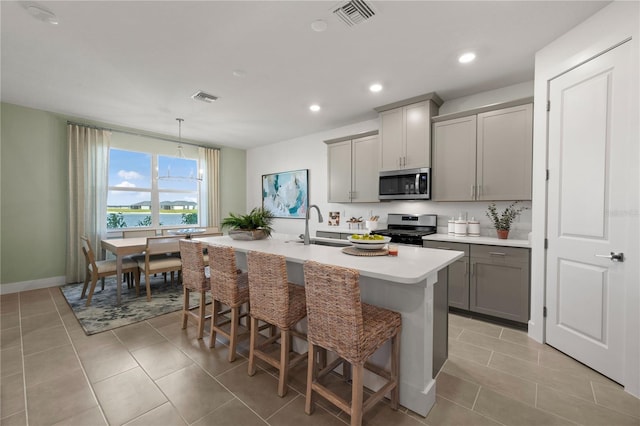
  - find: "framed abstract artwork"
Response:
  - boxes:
[262,169,308,219]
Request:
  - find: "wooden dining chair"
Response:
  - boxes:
[80,236,139,307]
[137,236,183,301]
[122,229,157,238]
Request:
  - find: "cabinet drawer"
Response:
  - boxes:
[423,241,469,256]
[470,245,529,262]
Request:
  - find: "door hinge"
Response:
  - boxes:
[546,100,551,111]
[546,169,549,181]
[544,238,548,249]
[543,306,547,318]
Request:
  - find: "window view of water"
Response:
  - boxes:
[108,213,192,228]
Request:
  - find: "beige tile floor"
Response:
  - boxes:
[1,287,639,425]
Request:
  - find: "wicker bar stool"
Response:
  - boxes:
[302,260,402,426]
[207,244,250,362]
[179,239,211,339]
[246,251,308,397]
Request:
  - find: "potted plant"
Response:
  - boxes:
[221,207,274,240]
[486,201,528,239]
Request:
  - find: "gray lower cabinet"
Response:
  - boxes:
[470,245,530,323]
[424,241,530,324]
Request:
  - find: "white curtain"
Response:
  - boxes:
[66,124,110,283]
[201,147,220,228]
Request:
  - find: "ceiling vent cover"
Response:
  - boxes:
[332,0,375,26]
[191,91,218,103]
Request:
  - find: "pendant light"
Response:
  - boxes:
[157,118,202,181]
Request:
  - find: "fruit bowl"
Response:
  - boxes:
[347,235,391,250]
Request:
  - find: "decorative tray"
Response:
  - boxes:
[341,247,389,257]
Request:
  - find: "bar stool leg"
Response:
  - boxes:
[182,287,190,329]
[248,316,259,376]
[196,291,206,339]
[351,364,364,426]
[305,343,317,415]
[391,332,401,410]
[228,305,240,362]
[209,300,220,348]
[278,329,291,397]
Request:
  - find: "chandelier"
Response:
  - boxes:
[157,118,202,182]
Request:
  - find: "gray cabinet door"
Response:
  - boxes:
[327,140,352,203]
[432,116,477,201]
[380,108,404,171]
[477,104,533,200]
[424,241,469,309]
[404,101,431,169]
[352,135,380,202]
[469,246,530,323]
[448,258,470,310]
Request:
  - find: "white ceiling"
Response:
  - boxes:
[1,1,608,149]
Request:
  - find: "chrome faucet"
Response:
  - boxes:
[303,204,324,245]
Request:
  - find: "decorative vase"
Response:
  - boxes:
[228,229,268,240]
[496,229,509,239]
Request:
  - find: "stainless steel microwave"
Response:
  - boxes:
[379,167,431,200]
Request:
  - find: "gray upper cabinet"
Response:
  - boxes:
[432,101,533,201]
[326,133,379,203]
[477,104,533,200]
[432,115,477,201]
[375,93,442,171]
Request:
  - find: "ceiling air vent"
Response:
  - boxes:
[332,0,375,26]
[191,91,218,103]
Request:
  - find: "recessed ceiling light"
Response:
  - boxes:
[369,83,383,93]
[309,104,321,112]
[458,52,476,64]
[26,4,58,25]
[311,19,328,32]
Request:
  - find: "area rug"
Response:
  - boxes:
[60,275,205,335]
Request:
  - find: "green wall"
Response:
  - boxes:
[1,103,68,285]
[0,102,247,288]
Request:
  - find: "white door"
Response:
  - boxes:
[546,40,636,383]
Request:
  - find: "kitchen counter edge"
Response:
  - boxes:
[422,234,531,248]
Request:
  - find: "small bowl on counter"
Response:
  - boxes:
[347,235,391,250]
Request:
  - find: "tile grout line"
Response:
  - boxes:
[49,287,110,426]
[115,319,192,426]
[18,292,29,426]
[470,386,482,411]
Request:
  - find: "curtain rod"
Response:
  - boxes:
[66,120,220,151]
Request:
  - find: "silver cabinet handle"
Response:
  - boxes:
[489,252,506,256]
[471,185,475,198]
[595,252,625,262]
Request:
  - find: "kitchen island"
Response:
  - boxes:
[195,234,463,416]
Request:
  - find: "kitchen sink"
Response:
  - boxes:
[285,239,351,248]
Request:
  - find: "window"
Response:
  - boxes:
[107,148,200,230]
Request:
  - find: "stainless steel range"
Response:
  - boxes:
[372,213,437,246]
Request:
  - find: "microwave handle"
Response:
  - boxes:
[415,174,420,194]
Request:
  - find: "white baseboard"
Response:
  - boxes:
[0,276,67,295]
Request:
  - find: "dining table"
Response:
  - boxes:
[101,237,148,305]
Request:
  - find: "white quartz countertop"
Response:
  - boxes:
[422,233,531,248]
[196,234,463,285]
